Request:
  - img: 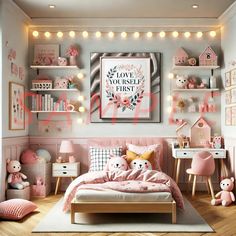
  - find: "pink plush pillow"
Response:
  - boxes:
[126,143,161,170]
[0,199,37,220]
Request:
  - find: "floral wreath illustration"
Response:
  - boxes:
[105,65,145,112]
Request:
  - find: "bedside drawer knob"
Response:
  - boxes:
[183,152,187,155]
[63,166,67,168]
[215,152,219,155]
[63,171,67,174]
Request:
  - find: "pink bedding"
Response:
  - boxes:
[63,169,184,212]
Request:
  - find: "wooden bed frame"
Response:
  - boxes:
[71,199,176,224]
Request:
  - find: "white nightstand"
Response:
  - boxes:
[52,162,80,195]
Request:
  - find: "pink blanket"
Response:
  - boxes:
[63,169,184,212]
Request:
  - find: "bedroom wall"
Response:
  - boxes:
[0,0,30,202]
[28,25,222,138]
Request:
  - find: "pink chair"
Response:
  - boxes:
[186,151,215,198]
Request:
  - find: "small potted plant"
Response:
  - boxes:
[66,45,79,66]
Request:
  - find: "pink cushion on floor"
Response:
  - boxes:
[0,199,37,220]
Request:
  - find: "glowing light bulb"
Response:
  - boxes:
[147,32,153,38]
[172,31,179,38]
[210,31,216,38]
[32,31,39,37]
[82,31,89,38]
[69,31,75,38]
[167,107,173,113]
[184,32,191,38]
[77,72,84,79]
[57,31,63,38]
[159,31,166,38]
[196,31,203,38]
[133,32,140,38]
[79,106,85,113]
[77,118,83,124]
[121,32,127,38]
[78,95,85,101]
[168,73,174,79]
[167,95,173,101]
[108,31,114,38]
[95,31,101,38]
[44,31,51,38]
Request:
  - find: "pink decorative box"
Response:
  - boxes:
[31,185,47,197]
[7,186,30,200]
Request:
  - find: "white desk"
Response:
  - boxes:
[172,144,228,184]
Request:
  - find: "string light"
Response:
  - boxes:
[121,32,127,38]
[168,73,174,79]
[210,31,216,38]
[32,31,39,37]
[78,95,85,101]
[133,32,140,38]
[172,31,179,38]
[82,31,89,38]
[79,106,86,113]
[167,107,173,113]
[69,31,75,38]
[44,31,51,38]
[108,31,114,38]
[184,32,191,38]
[77,72,84,79]
[196,31,203,38]
[167,95,173,101]
[95,31,101,38]
[159,31,166,38]
[147,32,153,38]
[57,31,63,38]
[77,118,83,124]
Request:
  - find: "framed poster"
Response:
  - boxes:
[9,82,25,130]
[231,88,236,104]
[33,44,59,65]
[100,57,151,119]
[225,90,231,105]
[225,71,231,88]
[231,68,236,86]
[225,107,232,125]
[232,106,236,126]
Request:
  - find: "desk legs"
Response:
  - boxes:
[55,177,61,195]
[173,159,178,180]
[220,159,228,178]
[175,159,181,184]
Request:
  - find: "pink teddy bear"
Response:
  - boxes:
[104,154,129,171]
[7,159,30,190]
[211,177,235,206]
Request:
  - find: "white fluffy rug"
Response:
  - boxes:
[33,198,213,232]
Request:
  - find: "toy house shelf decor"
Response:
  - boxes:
[190,117,211,147]
[199,46,218,66]
[173,48,189,66]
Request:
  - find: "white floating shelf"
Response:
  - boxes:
[172,65,220,70]
[30,65,79,69]
[173,88,219,92]
[30,89,78,91]
[31,111,77,113]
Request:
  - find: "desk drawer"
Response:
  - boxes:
[53,163,79,171]
[210,150,225,158]
[176,150,195,158]
[53,169,78,177]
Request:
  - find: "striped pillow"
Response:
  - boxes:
[89,146,123,172]
[0,199,37,220]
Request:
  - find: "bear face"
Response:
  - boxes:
[106,155,129,171]
[7,160,22,174]
[130,159,152,170]
[220,178,234,191]
[176,75,188,89]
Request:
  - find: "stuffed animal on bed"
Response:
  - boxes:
[104,154,129,171]
[211,177,235,206]
[126,150,154,170]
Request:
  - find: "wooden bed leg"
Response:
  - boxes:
[71,205,75,224]
[172,201,176,224]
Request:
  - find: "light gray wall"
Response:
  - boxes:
[1,0,29,138]
[221,7,236,138]
[29,28,222,137]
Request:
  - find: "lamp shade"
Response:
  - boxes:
[59,140,74,153]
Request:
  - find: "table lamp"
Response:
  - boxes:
[59,140,74,162]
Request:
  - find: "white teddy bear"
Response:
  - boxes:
[176,75,188,89]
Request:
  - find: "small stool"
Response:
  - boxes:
[6,186,30,200]
[186,151,215,198]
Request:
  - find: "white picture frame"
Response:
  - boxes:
[100,57,151,119]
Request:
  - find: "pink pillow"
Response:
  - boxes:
[126,143,161,170]
[0,199,37,220]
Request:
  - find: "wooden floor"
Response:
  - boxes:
[0,193,236,236]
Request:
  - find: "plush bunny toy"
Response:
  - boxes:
[211,177,235,206]
[104,154,129,171]
[6,159,30,190]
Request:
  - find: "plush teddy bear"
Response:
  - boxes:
[130,159,152,170]
[104,154,129,171]
[6,159,30,190]
[176,75,188,89]
[212,136,222,149]
[211,177,235,206]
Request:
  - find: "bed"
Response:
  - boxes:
[62,138,184,224]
